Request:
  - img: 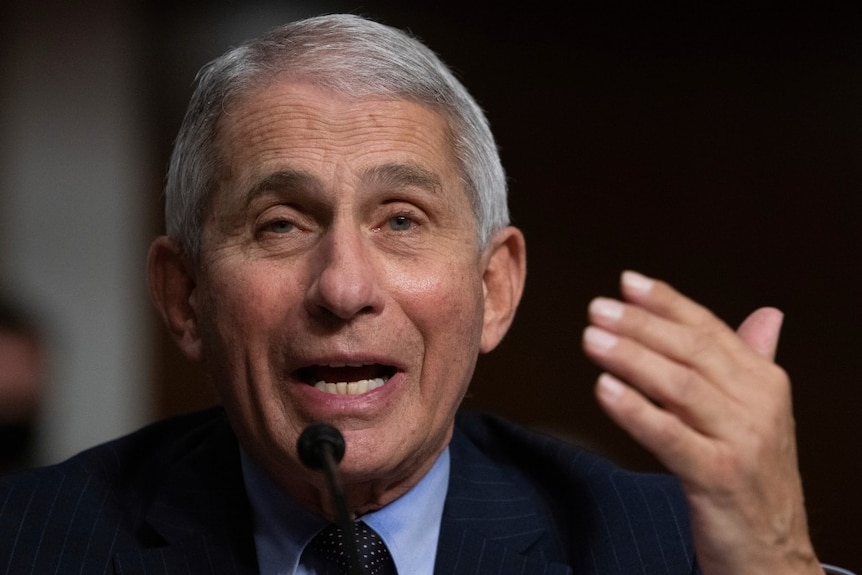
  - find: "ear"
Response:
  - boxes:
[479,226,527,353]
[147,236,203,362]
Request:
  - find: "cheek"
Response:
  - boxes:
[196,268,286,371]
[394,259,483,325]
[394,262,485,377]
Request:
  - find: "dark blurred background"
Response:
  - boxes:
[2,1,859,570]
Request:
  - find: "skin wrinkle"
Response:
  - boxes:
[220,81,463,203]
[237,163,447,240]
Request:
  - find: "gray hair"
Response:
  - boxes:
[165,13,509,259]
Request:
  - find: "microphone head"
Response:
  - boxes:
[297,423,346,470]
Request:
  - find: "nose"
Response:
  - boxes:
[305,224,384,321]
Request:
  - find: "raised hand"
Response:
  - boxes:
[582,271,822,575]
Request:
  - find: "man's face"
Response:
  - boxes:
[191,80,491,501]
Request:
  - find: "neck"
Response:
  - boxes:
[293,447,444,522]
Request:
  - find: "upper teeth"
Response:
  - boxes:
[314,377,387,395]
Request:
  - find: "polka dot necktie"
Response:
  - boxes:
[307,521,397,575]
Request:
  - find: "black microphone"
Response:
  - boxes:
[297,424,363,575]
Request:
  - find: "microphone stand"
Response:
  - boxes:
[299,424,364,575]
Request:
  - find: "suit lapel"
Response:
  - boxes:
[113,414,258,575]
[436,426,572,575]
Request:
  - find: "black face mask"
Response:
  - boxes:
[0,422,36,474]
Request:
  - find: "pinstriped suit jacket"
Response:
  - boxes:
[0,408,699,574]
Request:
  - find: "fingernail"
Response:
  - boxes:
[589,297,624,321]
[622,270,654,293]
[597,373,625,402]
[583,326,618,352]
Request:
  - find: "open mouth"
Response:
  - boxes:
[298,364,397,396]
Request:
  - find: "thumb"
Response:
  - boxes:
[736,307,784,360]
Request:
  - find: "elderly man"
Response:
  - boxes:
[0,14,848,575]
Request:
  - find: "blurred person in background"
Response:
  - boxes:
[0,294,45,473]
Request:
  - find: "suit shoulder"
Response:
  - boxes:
[454,410,648,481]
[2,407,230,490]
[453,411,697,571]
[0,407,234,570]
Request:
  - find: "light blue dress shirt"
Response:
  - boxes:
[241,448,450,575]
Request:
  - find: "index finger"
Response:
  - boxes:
[597,271,779,398]
[618,271,760,360]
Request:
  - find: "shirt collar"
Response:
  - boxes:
[241,448,450,575]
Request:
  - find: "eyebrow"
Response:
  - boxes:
[244,169,321,206]
[361,163,443,195]
[242,162,443,208]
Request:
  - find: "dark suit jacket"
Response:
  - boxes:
[0,408,699,574]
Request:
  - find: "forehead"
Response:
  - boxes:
[213,79,461,195]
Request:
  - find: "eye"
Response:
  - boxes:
[388,214,414,231]
[266,219,295,234]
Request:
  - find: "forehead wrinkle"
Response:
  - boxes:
[361,163,443,195]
